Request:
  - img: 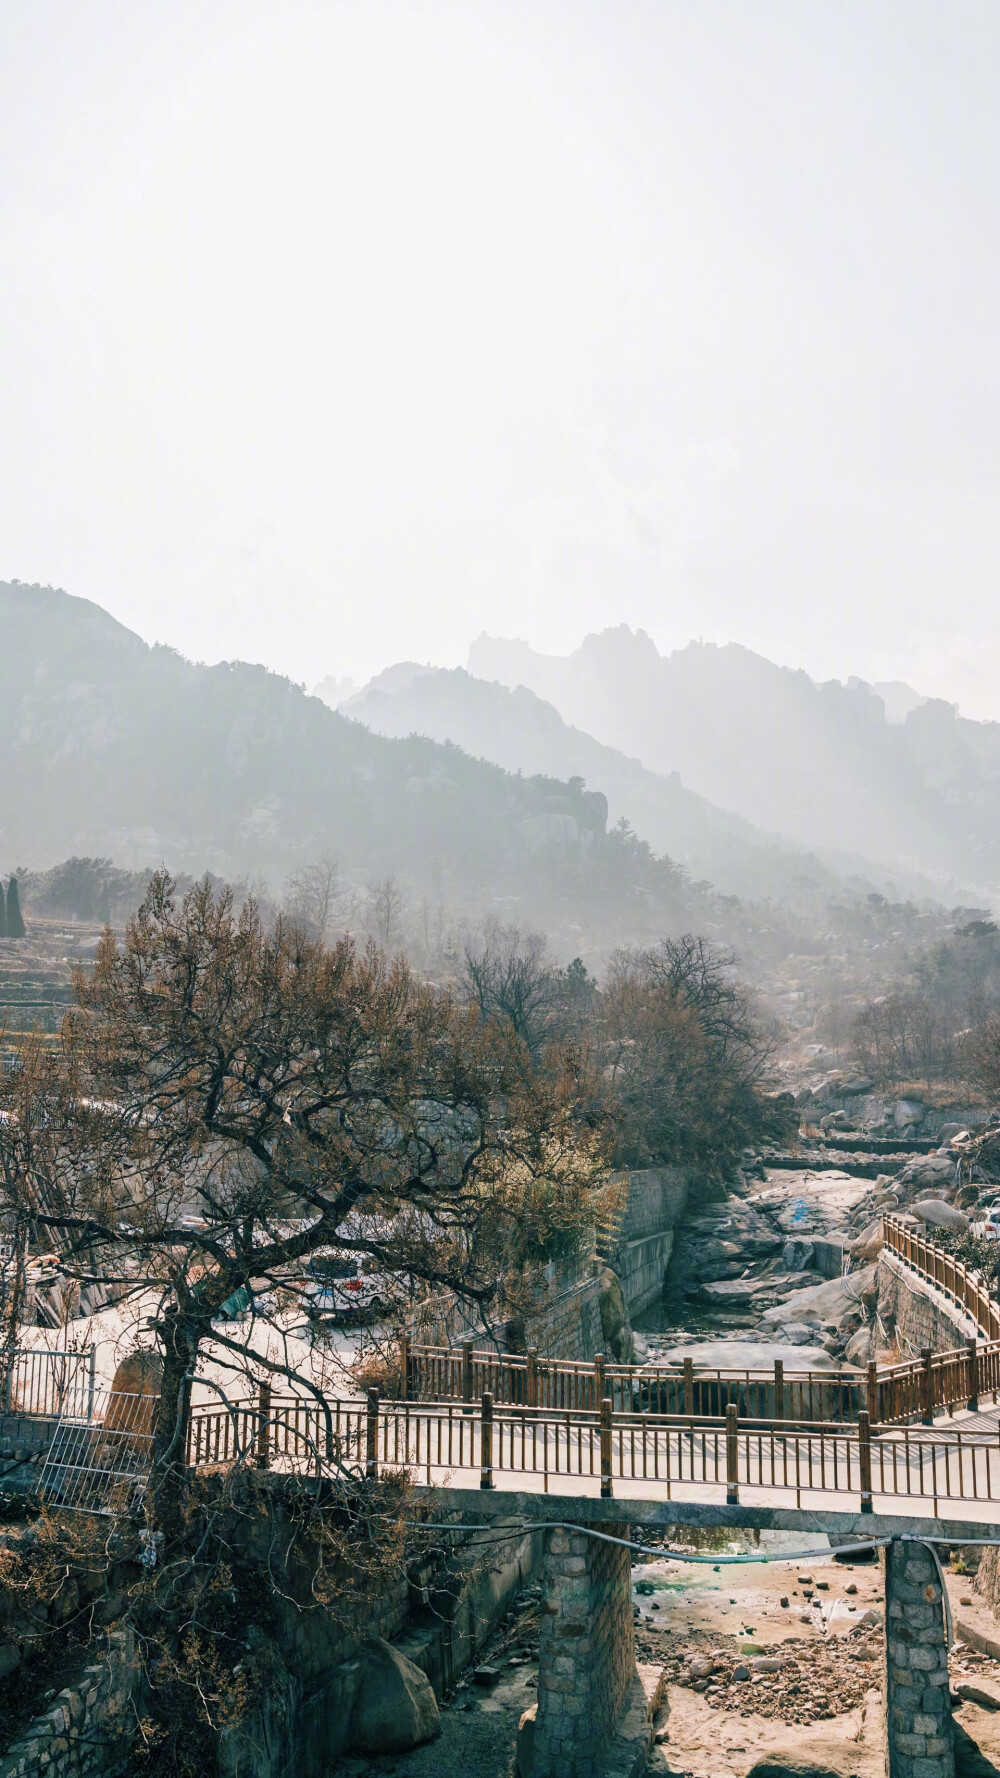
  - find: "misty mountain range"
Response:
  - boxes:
[6,578,998,949]
[332,628,1000,903]
[0,582,609,903]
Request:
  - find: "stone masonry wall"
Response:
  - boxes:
[533,1523,635,1778]
[613,1169,690,1247]
[606,1169,691,1320]
[884,1539,954,1778]
[0,1630,134,1778]
[878,1251,980,1357]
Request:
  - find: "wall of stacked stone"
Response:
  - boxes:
[533,1523,635,1778]
[878,1252,980,1357]
[0,1629,134,1778]
[884,1539,954,1778]
[412,1266,606,1362]
[602,1168,691,1321]
[415,1168,693,1359]
[609,1168,690,1249]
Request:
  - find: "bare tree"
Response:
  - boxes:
[597,935,790,1169]
[0,874,611,1532]
[365,872,406,952]
[462,923,559,1057]
[283,853,343,941]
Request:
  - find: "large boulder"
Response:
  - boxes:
[895,1099,926,1128]
[349,1637,441,1754]
[746,1763,841,1778]
[783,1238,815,1272]
[846,1219,884,1265]
[517,1703,537,1778]
[910,1198,969,1233]
[659,1341,851,1373]
[896,1154,958,1197]
[760,1265,877,1330]
[598,1267,634,1363]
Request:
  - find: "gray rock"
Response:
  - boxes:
[958,1681,1000,1711]
[597,1266,634,1363]
[910,1197,968,1232]
[761,1264,878,1329]
[841,1078,874,1097]
[897,1154,958,1193]
[517,1703,537,1778]
[658,1341,852,1373]
[783,1238,815,1272]
[349,1637,441,1754]
[895,1099,926,1127]
[745,1762,841,1778]
[939,1123,972,1144]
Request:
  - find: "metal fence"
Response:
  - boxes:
[403,1215,1000,1431]
[37,1390,155,1514]
[0,1346,96,1421]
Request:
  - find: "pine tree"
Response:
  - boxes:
[0,879,6,939]
[5,879,25,940]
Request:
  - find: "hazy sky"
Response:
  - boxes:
[4,2,1000,715]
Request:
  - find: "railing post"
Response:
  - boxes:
[866,1360,879,1428]
[726,1402,739,1504]
[366,1387,379,1480]
[480,1391,494,1489]
[86,1347,96,1424]
[773,1359,784,1421]
[256,1380,271,1470]
[399,1334,410,1401]
[968,1338,980,1412]
[594,1351,605,1413]
[858,1408,873,1513]
[921,1348,935,1425]
[527,1347,538,1408]
[683,1356,694,1417]
[600,1396,613,1498]
[461,1339,473,1403]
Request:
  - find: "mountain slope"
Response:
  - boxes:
[344,665,856,903]
[0,582,611,889]
[468,628,1000,895]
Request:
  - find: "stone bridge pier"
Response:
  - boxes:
[531,1522,637,1778]
[527,1527,959,1778]
[885,1538,954,1778]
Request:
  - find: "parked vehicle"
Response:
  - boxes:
[303,1251,389,1320]
[972,1203,1000,1242]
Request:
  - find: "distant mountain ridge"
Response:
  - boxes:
[0,582,611,893]
[343,664,860,904]
[467,627,1000,897]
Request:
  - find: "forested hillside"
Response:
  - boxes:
[343,663,893,904]
[0,582,715,958]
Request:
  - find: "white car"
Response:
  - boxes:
[303,1251,389,1320]
[973,1205,1000,1242]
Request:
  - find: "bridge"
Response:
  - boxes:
[6,1215,998,1778]
[182,1216,1000,1778]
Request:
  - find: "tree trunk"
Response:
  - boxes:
[150,1310,200,1539]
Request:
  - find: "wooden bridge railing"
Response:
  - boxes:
[882,1214,1000,1340]
[186,1389,1000,1515]
[402,1215,1000,1431]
